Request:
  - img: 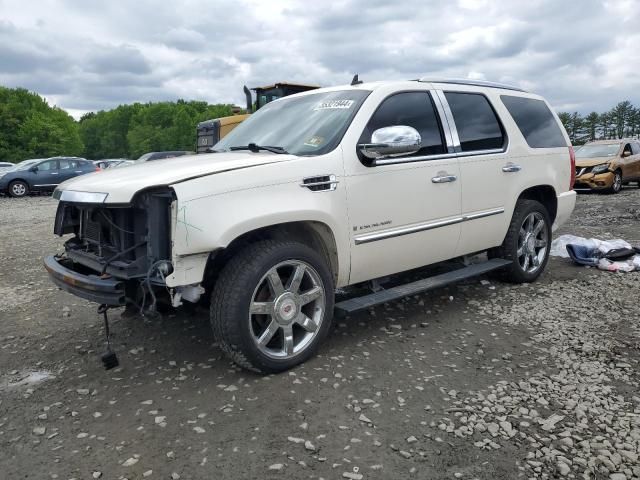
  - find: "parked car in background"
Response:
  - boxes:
[94,159,133,169]
[136,151,194,163]
[574,139,640,193]
[0,157,97,197]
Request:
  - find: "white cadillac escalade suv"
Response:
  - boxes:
[46,78,576,373]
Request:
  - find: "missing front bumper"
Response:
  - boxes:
[574,172,614,190]
[44,255,126,306]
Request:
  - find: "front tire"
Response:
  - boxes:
[490,199,551,283]
[8,180,28,198]
[608,170,622,194]
[210,240,334,373]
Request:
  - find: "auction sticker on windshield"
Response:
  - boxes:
[313,100,354,110]
[304,136,325,148]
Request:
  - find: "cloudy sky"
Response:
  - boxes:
[1,0,639,118]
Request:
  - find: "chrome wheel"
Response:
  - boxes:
[11,182,26,197]
[249,260,326,359]
[517,212,548,274]
[612,172,622,192]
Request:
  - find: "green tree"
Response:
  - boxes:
[610,101,632,139]
[79,100,235,159]
[583,112,599,141]
[0,86,82,162]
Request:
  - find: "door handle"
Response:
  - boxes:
[50,172,59,175]
[431,174,457,183]
[502,163,522,173]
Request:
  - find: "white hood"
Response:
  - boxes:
[57,152,294,203]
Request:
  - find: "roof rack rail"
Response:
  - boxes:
[417,78,526,92]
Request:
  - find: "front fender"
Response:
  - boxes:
[169,180,351,287]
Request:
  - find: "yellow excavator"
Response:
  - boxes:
[196,82,319,153]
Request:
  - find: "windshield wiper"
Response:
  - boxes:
[229,143,288,154]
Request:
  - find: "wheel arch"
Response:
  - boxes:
[201,220,340,294]
[8,177,29,186]
[517,185,557,223]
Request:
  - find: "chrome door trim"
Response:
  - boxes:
[354,216,463,245]
[434,90,461,152]
[373,148,507,167]
[374,152,458,166]
[431,91,455,153]
[463,207,505,221]
[353,207,504,245]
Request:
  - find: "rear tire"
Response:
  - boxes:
[489,199,551,283]
[8,180,28,198]
[210,240,334,373]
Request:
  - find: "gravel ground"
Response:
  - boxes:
[0,188,639,480]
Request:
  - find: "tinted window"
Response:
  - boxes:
[38,160,57,171]
[359,92,445,159]
[501,95,567,148]
[59,159,78,169]
[444,92,504,151]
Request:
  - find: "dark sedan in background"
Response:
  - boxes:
[0,157,97,197]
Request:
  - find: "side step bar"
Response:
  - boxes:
[334,258,511,315]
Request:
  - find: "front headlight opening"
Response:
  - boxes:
[591,164,609,174]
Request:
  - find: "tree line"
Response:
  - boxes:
[0,86,83,162]
[2,85,640,162]
[558,101,640,145]
[0,86,235,162]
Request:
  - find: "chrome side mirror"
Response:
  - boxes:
[358,125,421,159]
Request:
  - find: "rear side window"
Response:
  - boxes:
[632,142,640,155]
[359,92,446,159]
[444,92,505,152]
[501,95,567,148]
[59,159,78,169]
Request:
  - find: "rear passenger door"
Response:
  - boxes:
[436,90,512,256]
[58,158,80,183]
[632,142,640,180]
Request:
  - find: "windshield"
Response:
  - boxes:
[14,159,42,171]
[215,90,370,156]
[136,153,153,162]
[575,144,620,159]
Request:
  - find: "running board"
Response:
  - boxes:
[334,258,511,315]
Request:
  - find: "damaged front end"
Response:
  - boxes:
[45,188,178,310]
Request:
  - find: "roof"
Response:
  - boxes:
[585,139,636,145]
[418,78,526,92]
[252,82,320,91]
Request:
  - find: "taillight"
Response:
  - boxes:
[95,166,102,172]
[569,146,576,190]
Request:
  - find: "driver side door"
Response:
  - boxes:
[628,141,640,180]
[30,159,60,191]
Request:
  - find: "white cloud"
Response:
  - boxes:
[0,0,638,117]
